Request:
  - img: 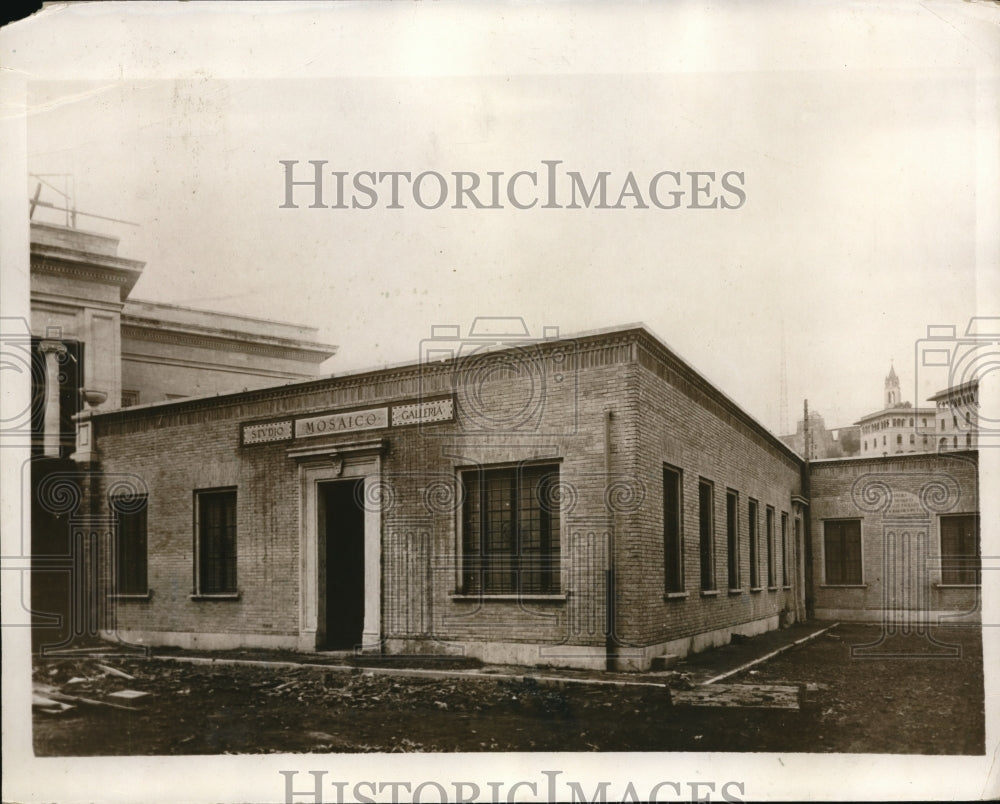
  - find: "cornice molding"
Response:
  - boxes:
[120,322,334,363]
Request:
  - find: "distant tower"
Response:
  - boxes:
[885,363,900,408]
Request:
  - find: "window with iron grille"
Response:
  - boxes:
[780,511,789,586]
[748,499,760,588]
[940,514,980,585]
[461,464,560,595]
[112,495,147,595]
[726,489,739,589]
[766,506,776,587]
[823,519,862,585]
[196,489,238,594]
[663,465,684,593]
[699,479,716,591]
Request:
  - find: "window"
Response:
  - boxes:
[940,514,979,585]
[699,480,715,591]
[909,434,915,445]
[196,489,238,595]
[781,511,789,586]
[112,495,148,595]
[748,499,759,588]
[766,506,776,587]
[461,464,560,595]
[823,519,862,584]
[121,389,140,408]
[896,434,902,445]
[726,490,739,589]
[663,465,684,593]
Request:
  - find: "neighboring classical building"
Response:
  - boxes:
[29,220,338,452]
[856,365,937,458]
[926,379,979,453]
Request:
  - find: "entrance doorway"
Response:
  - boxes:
[320,479,366,649]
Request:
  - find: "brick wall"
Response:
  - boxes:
[618,337,803,654]
[91,326,810,666]
[808,451,979,622]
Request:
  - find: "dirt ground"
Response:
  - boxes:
[32,623,984,756]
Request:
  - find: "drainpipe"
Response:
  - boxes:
[604,409,617,672]
[802,400,814,620]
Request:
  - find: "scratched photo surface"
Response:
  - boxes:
[2,2,997,803]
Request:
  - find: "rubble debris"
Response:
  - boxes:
[96,663,136,681]
[107,690,151,702]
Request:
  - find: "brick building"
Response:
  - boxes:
[73,322,811,671]
[808,451,979,625]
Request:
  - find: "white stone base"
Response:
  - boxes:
[813,608,981,625]
[385,615,782,671]
[103,629,299,652]
[106,614,793,671]
[619,615,781,672]
[383,637,609,670]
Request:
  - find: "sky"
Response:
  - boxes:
[11,1,996,439]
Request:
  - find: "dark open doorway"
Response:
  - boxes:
[320,479,365,649]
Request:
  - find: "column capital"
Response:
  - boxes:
[39,339,68,356]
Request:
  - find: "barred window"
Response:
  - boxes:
[726,490,739,589]
[196,489,237,595]
[748,499,760,588]
[766,506,776,587]
[461,465,560,595]
[699,479,716,591]
[781,511,789,586]
[824,519,862,585]
[663,465,684,593]
[940,514,980,585]
[112,495,147,595]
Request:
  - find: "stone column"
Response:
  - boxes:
[39,340,67,458]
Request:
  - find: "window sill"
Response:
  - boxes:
[728,588,743,595]
[782,585,792,590]
[700,589,720,597]
[935,583,980,589]
[750,587,764,593]
[819,584,867,589]
[767,586,779,591]
[189,593,241,601]
[664,591,689,600]
[109,592,151,601]
[449,593,566,602]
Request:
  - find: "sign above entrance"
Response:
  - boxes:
[296,407,389,439]
[241,395,455,446]
[242,420,293,445]
[391,398,454,427]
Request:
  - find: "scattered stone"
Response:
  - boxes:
[96,663,136,680]
[107,689,151,701]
